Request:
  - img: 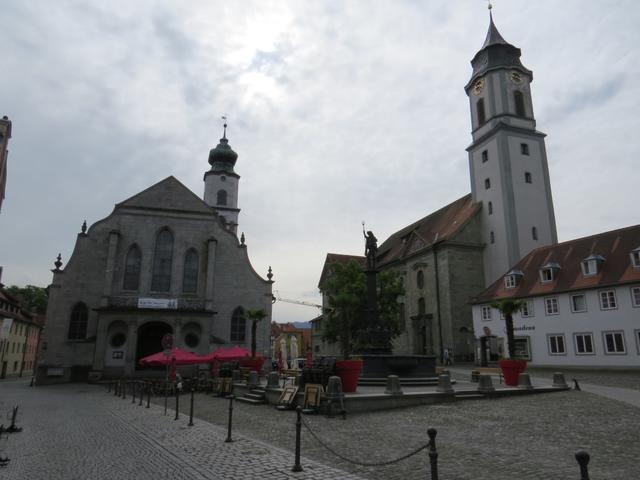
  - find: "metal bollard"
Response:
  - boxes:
[292,406,303,472]
[132,382,137,403]
[114,381,119,396]
[427,427,438,480]
[188,386,195,426]
[164,381,168,415]
[146,382,151,408]
[573,378,581,391]
[122,382,126,400]
[225,395,235,443]
[139,383,144,406]
[107,382,111,393]
[174,385,180,421]
[575,450,590,480]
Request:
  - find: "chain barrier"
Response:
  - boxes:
[300,415,431,467]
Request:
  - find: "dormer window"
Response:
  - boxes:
[631,247,640,268]
[581,254,605,276]
[539,262,560,283]
[504,270,524,289]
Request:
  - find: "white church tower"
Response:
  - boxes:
[203,122,241,234]
[465,13,558,286]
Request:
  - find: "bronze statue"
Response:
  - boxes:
[362,223,378,269]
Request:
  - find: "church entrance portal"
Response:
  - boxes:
[136,322,172,370]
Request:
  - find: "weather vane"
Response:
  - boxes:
[487,0,493,11]
[221,115,228,138]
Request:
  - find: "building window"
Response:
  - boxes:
[603,331,626,354]
[574,333,595,355]
[123,245,142,290]
[481,306,492,321]
[504,275,517,289]
[521,300,534,317]
[545,297,559,315]
[110,332,126,348]
[514,91,525,117]
[631,287,640,308]
[416,270,424,289]
[540,268,556,283]
[481,150,488,163]
[520,143,529,155]
[182,249,199,293]
[68,303,88,340]
[488,201,493,215]
[230,307,246,342]
[548,334,566,355]
[513,337,531,360]
[484,178,491,189]
[630,249,640,268]
[490,231,495,244]
[599,290,617,310]
[184,333,200,349]
[531,226,538,240]
[525,172,532,183]
[151,229,174,292]
[217,189,227,206]
[570,294,587,313]
[418,297,426,316]
[477,98,486,125]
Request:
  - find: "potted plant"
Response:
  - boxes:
[491,299,526,386]
[321,260,404,392]
[239,308,268,373]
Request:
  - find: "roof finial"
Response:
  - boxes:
[221,115,228,140]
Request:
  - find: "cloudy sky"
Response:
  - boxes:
[1,1,638,323]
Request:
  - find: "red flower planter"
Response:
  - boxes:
[335,359,363,393]
[499,359,527,386]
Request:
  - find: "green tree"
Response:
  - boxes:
[245,308,268,358]
[321,260,404,358]
[490,299,524,358]
[6,284,48,313]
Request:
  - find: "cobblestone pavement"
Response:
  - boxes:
[166,386,639,479]
[0,380,365,480]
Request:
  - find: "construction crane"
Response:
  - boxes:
[273,291,323,310]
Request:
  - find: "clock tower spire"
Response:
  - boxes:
[465,12,558,286]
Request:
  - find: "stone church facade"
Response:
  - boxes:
[37,130,273,383]
[317,15,557,363]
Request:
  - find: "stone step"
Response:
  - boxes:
[454,392,486,400]
[236,396,266,405]
[358,377,441,386]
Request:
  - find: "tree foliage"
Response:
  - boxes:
[321,260,404,358]
[6,284,48,313]
[245,308,268,358]
[490,299,524,358]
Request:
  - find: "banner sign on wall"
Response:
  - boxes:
[137,298,178,310]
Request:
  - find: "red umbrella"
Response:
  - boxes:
[201,345,252,362]
[138,347,206,367]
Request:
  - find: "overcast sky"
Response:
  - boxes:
[1,1,638,324]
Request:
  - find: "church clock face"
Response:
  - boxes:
[472,78,484,96]
[509,71,523,85]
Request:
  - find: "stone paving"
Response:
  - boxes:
[0,380,365,480]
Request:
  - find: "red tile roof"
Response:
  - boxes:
[471,224,640,303]
[376,194,480,266]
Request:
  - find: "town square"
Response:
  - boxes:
[0,1,639,478]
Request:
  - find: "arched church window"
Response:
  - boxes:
[123,244,142,290]
[230,307,246,342]
[217,189,227,206]
[514,91,525,117]
[68,303,88,340]
[151,229,173,292]
[476,98,486,125]
[488,201,493,215]
[182,249,199,293]
[418,297,426,316]
[525,172,532,183]
[532,227,538,241]
[490,231,495,244]
[484,178,491,190]
[417,270,424,289]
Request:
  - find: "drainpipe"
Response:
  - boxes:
[433,234,444,363]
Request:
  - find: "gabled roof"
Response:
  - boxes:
[116,176,214,215]
[471,224,640,304]
[318,253,366,288]
[376,194,480,267]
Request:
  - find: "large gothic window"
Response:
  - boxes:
[151,229,173,292]
[182,249,199,293]
[416,270,424,289]
[476,98,486,125]
[217,189,227,206]
[123,244,142,290]
[230,307,246,342]
[68,303,88,340]
[514,91,525,117]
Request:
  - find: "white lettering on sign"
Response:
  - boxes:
[137,298,178,310]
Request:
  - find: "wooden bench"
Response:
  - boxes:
[470,367,503,384]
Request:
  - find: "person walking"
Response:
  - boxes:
[443,348,452,366]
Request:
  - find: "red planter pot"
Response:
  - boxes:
[499,359,527,386]
[335,359,363,393]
